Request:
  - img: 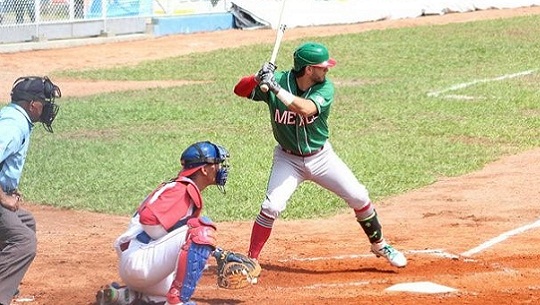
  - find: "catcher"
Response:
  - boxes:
[96,141,260,305]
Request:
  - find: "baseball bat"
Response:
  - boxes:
[260,0,287,93]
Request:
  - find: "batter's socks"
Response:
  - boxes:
[248,213,274,259]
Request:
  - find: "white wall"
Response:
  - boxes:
[230,0,540,29]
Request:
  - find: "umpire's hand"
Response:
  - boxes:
[0,192,20,212]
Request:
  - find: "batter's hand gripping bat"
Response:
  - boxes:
[260,0,287,93]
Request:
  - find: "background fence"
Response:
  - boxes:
[3,0,539,46]
[0,0,231,44]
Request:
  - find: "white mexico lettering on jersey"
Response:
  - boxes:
[274,109,316,126]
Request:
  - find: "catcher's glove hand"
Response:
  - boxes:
[213,248,261,289]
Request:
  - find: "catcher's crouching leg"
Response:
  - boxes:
[166,217,217,305]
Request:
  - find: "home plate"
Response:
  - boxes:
[385,281,457,293]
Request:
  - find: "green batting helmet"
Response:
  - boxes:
[293,42,337,72]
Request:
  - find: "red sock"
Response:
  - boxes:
[248,213,274,259]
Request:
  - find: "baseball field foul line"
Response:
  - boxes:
[195,280,377,291]
[427,69,536,98]
[461,219,540,257]
[277,249,459,263]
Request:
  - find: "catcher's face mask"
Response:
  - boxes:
[11,76,62,133]
[214,148,229,193]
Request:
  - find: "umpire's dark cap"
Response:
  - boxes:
[11,76,61,103]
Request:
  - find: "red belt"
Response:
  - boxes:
[282,145,324,157]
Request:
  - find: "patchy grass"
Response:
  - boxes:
[22,15,540,220]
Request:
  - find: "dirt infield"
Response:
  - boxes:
[3,7,540,305]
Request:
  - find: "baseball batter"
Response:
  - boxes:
[233,42,407,274]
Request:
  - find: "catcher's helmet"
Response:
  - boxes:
[293,42,337,72]
[180,141,230,191]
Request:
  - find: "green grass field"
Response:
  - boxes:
[21,15,540,221]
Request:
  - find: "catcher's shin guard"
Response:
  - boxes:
[167,243,212,304]
[357,210,383,244]
[167,217,216,304]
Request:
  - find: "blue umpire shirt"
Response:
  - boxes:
[0,103,33,194]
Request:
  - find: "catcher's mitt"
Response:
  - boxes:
[213,248,261,289]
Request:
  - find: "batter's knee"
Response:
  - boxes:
[260,199,283,220]
[346,192,371,211]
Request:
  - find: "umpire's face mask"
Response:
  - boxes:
[39,101,60,133]
[39,77,62,133]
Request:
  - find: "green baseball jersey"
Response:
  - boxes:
[251,70,334,155]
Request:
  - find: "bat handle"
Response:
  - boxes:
[259,59,276,93]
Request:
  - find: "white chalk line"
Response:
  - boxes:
[428,69,536,98]
[277,216,540,263]
[440,94,482,100]
[276,280,374,290]
[277,217,540,262]
[196,280,378,291]
[277,248,461,263]
[199,220,540,291]
[461,218,540,257]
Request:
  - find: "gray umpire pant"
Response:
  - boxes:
[0,207,37,305]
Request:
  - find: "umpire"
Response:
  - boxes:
[0,76,61,305]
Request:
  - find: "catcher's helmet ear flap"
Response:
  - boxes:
[293,42,336,72]
[180,141,230,192]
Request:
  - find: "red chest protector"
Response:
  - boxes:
[138,175,202,231]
